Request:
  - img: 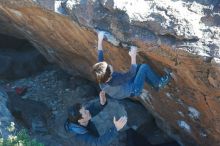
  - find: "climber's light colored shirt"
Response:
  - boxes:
[98,50,137,99]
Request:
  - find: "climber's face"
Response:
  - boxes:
[78,106,91,126]
[106,64,113,83]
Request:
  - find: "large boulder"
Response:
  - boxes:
[0,87,15,139]
[0,0,219,145]
[7,92,53,133]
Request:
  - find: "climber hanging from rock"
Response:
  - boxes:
[92,31,171,100]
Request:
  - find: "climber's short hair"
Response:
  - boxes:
[92,61,112,83]
[67,103,82,124]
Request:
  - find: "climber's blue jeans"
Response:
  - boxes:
[132,64,161,96]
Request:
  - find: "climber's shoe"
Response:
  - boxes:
[157,68,172,90]
[157,74,171,90]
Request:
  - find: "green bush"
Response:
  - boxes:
[0,129,44,146]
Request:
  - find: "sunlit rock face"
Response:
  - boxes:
[0,0,220,145]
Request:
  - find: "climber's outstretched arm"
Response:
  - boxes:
[97,31,105,62]
[129,46,137,65]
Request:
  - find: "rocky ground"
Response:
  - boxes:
[4,66,98,111]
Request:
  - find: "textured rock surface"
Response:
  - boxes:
[0,34,49,79]
[0,0,220,145]
[7,92,53,133]
[0,87,15,139]
[64,0,220,58]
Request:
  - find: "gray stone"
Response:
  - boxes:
[63,0,220,59]
[33,0,55,10]
[7,92,53,133]
[100,0,114,11]
[0,55,12,74]
[0,87,15,139]
[75,84,98,98]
